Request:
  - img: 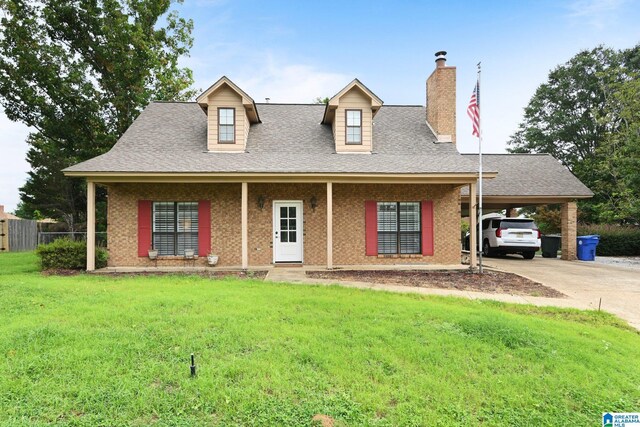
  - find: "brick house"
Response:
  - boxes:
[65,52,591,270]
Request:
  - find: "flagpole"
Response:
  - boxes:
[477,62,483,274]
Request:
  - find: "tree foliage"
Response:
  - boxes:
[594,76,640,223]
[508,45,640,223]
[0,0,195,228]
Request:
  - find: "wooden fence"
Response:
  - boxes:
[0,222,107,252]
[0,219,38,252]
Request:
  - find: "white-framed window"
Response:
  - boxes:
[152,202,199,256]
[218,107,235,143]
[346,109,362,144]
[377,202,421,254]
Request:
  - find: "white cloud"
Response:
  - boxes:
[237,55,351,103]
[193,51,352,104]
[567,0,627,29]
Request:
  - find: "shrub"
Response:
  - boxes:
[577,224,640,256]
[36,238,108,270]
[531,206,562,234]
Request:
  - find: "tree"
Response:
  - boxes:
[0,0,196,229]
[508,45,640,223]
[313,96,329,104]
[593,76,640,223]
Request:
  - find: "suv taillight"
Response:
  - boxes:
[535,229,541,239]
[495,228,502,238]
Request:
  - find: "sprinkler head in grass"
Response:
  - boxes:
[190,353,196,377]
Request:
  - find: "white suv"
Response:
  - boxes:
[481,215,541,259]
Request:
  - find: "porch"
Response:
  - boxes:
[84,177,482,271]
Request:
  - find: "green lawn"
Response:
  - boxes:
[1,252,639,426]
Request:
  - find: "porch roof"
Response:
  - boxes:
[459,154,592,211]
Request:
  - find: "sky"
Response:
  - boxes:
[1,0,639,212]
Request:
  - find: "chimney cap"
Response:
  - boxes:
[435,51,447,62]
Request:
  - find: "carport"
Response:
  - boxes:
[460,154,593,263]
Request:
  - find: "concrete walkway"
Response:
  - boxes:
[266,258,640,330]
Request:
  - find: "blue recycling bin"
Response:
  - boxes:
[577,235,600,261]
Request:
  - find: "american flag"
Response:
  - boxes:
[467,81,480,137]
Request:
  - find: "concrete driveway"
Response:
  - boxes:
[484,256,640,330]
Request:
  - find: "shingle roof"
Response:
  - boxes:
[64,102,484,174]
[460,154,593,197]
[62,102,593,200]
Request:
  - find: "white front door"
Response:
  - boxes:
[273,201,303,263]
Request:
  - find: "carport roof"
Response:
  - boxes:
[460,154,593,198]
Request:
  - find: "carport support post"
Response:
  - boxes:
[241,182,248,270]
[86,180,96,271]
[561,201,577,260]
[469,182,477,269]
[326,182,333,269]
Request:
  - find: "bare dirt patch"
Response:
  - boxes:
[312,414,335,427]
[306,270,565,298]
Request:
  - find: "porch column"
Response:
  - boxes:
[326,182,333,269]
[561,201,577,260]
[241,182,248,270]
[86,180,96,271]
[469,182,477,269]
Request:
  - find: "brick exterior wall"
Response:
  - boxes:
[107,183,242,267]
[106,182,461,267]
[426,64,457,145]
[247,183,327,265]
[333,184,461,265]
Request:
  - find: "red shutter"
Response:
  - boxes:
[422,200,434,256]
[138,200,152,257]
[365,200,377,256]
[198,200,211,256]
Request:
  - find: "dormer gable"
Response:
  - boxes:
[196,76,261,152]
[321,79,383,153]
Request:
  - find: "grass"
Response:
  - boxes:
[1,252,639,426]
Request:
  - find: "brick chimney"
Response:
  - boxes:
[426,51,456,145]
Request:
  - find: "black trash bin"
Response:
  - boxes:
[541,234,561,258]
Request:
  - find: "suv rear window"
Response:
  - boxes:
[499,220,538,230]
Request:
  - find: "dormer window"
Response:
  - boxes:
[322,79,382,153]
[218,108,235,143]
[346,110,362,145]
